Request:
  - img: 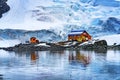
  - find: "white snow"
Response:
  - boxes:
[79,40,95,46]
[68,32,83,35]
[95,34,120,46]
[0,40,20,47]
[0,0,63,30]
[35,43,50,47]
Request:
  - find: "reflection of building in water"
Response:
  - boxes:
[69,51,91,66]
[31,51,39,64]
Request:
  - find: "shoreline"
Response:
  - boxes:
[0,40,120,53]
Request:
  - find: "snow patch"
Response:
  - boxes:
[35,43,50,47]
[95,34,120,45]
[0,40,20,47]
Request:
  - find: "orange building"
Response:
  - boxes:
[30,37,39,44]
[68,30,91,42]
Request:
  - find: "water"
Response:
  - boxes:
[0,50,120,80]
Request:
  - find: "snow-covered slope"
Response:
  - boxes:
[0,0,62,30]
[0,0,120,30]
[0,39,20,47]
[95,34,120,45]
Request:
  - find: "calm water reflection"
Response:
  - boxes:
[0,50,120,80]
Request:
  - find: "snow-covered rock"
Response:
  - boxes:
[35,43,50,47]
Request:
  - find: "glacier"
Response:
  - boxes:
[0,0,120,42]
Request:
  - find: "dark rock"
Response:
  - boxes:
[2,47,14,51]
[47,43,65,51]
[0,0,10,18]
[93,40,107,53]
[0,3,10,13]
[108,44,120,50]
[79,44,94,50]
[1,40,119,53]
[94,40,107,47]
[78,40,107,53]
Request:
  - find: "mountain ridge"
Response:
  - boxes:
[0,16,120,42]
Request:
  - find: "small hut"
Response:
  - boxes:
[30,37,39,44]
[68,30,91,42]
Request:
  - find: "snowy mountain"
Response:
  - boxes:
[0,29,62,42]
[0,0,120,41]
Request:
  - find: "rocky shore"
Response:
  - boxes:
[0,40,120,53]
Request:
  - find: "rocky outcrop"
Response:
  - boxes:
[1,42,64,51]
[0,40,108,52]
[0,0,10,18]
[79,40,108,53]
[1,39,120,53]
